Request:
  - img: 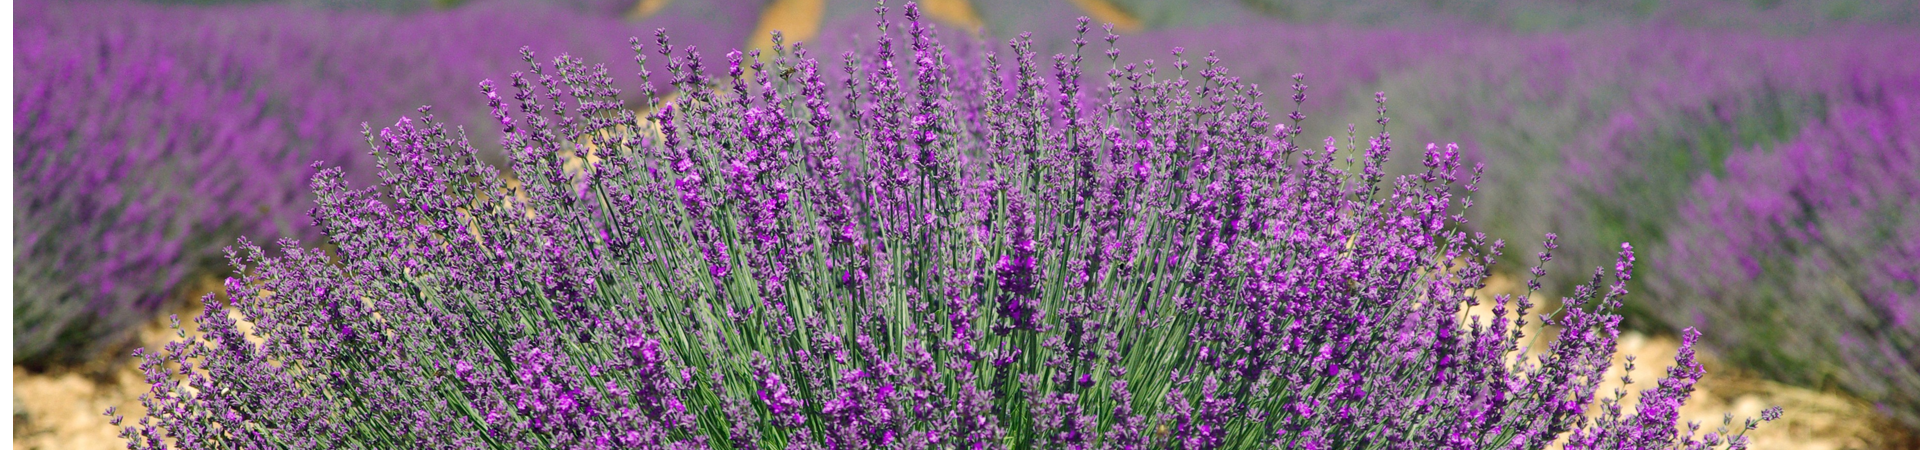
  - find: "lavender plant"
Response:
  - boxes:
[13,0,760,368]
[1652,88,1920,428]
[118,4,1772,448]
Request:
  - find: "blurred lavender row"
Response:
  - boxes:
[12,0,763,369]
[1370,23,1920,424]
[1378,25,1920,294]
[1655,86,1920,427]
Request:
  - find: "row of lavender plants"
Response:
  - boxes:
[116,4,1776,448]
[13,0,762,369]
[1374,25,1915,293]
[1374,26,1920,426]
[1653,86,1920,428]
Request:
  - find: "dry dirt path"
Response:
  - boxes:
[1065,0,1142,32]
[749,0,824,55]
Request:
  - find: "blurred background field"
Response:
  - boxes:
[12,0,1920,448]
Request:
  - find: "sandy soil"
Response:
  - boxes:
[748,0,825,56]
[626,0,672,20]
[14,361,150,450]
[919,0,987,33]
[1065,0,1143,33]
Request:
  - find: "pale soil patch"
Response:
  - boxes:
[751,0,985,46]
[1064,0,1142,33]
[626,0,672,20]
[749,0,825,56]
[13,368,140,450]
[919,0,987,34]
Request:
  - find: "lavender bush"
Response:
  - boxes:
[118,4,1773,448]
[13,0,760,368]
[1652,87,1920,428]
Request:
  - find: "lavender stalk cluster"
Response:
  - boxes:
[1653,84,1920,428]
[13,0,760,369]
[120,4,1772,448]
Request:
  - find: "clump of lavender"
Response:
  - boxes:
[1653,87,1920,428]
[119,4,1770,448]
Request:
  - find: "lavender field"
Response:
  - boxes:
[12,0,1919,448]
